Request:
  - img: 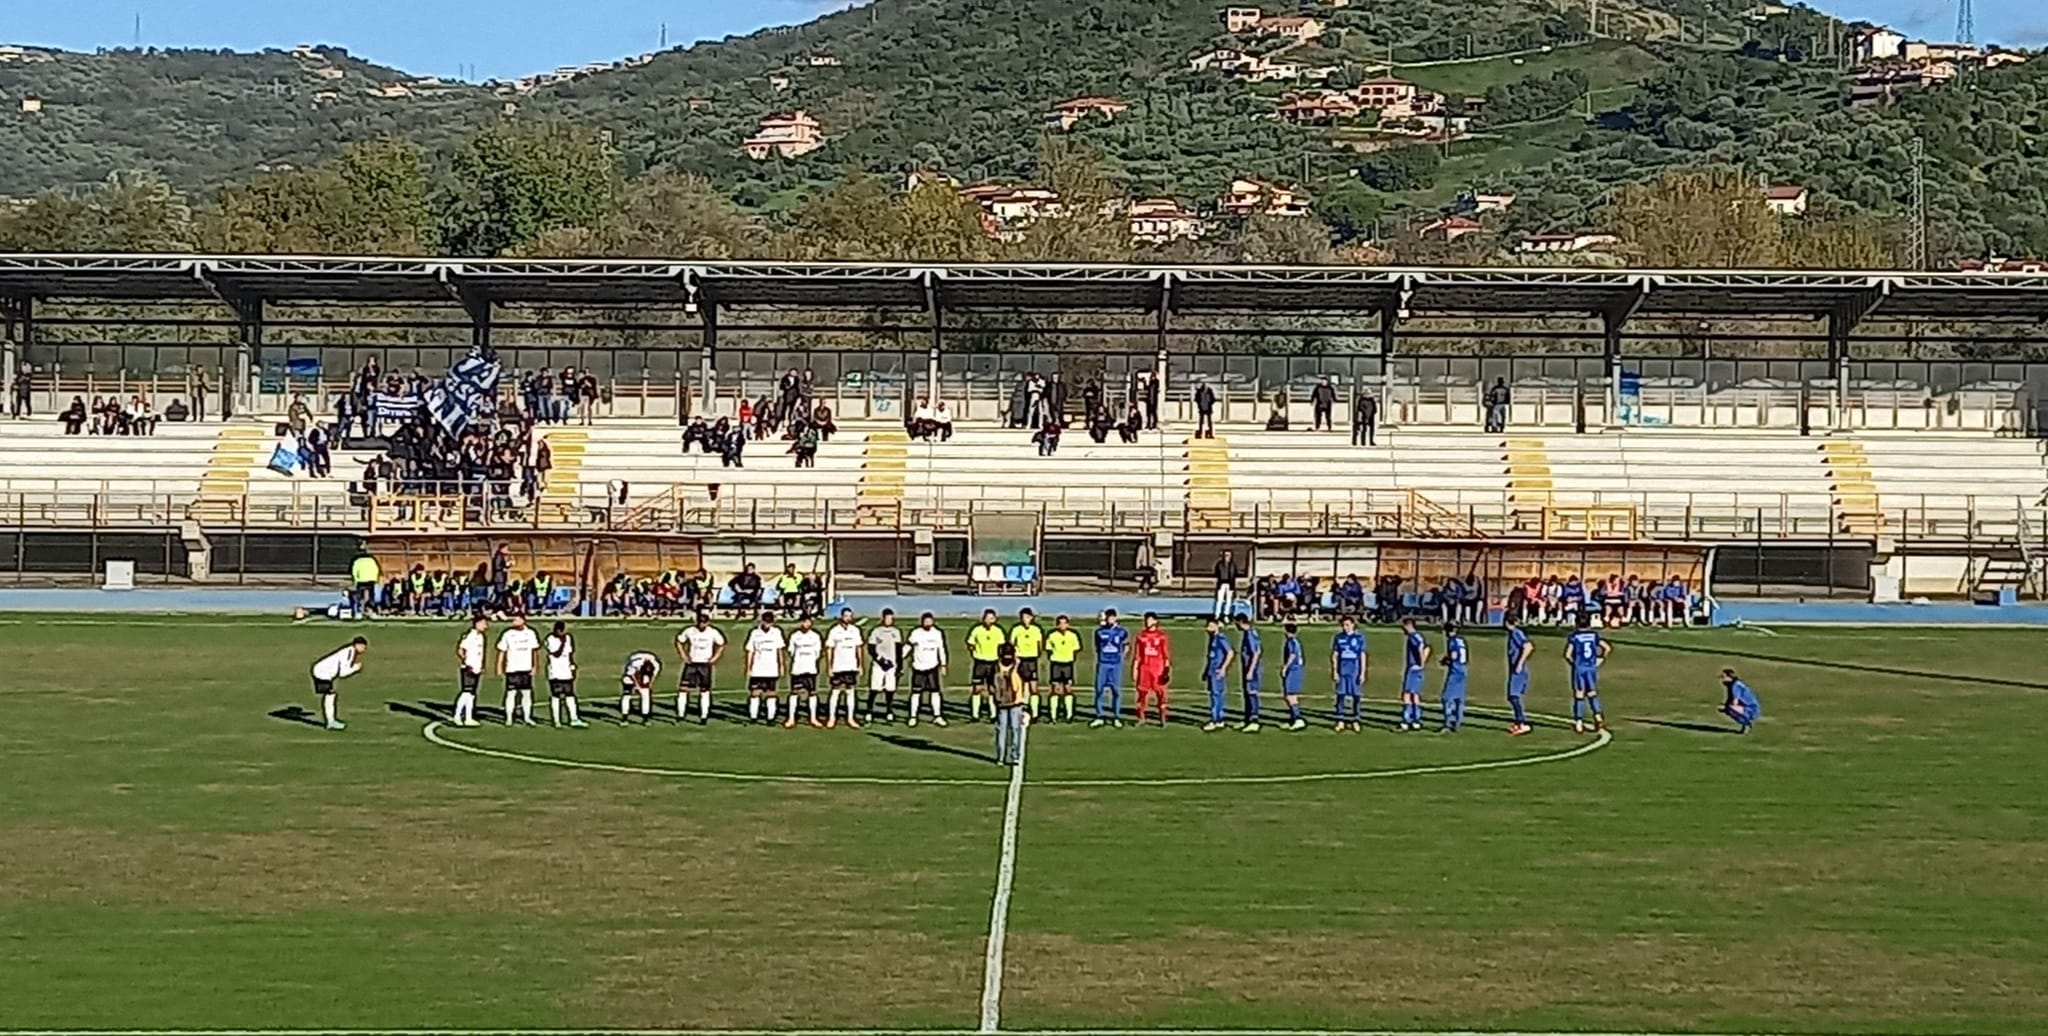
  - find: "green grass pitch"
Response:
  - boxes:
[2,614,2045,1034]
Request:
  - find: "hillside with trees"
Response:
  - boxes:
[0,0,2042,265]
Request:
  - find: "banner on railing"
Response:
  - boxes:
[424,347,502,436]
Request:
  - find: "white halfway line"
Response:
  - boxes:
[980,724,1028,1034]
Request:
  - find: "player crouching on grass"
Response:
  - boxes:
[1719,668,1761,734]
[543,621,588,728]
[621,651,661,724]
[309,636,367,730]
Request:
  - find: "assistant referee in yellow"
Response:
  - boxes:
[1010,607,1045,718]
[1042,613,1082,722]
[966,609,1008,721]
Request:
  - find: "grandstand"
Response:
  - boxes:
[3,257,2047,603]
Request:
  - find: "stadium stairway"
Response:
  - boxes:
[1819,438,1883,539]
[1185,434,1232,530]
[855,429,908,526]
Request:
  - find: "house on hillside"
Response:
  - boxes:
[19,95,43,115]
[1984,48,2028,68]
[312,65,345,80]
[1047,96,1130,131]
[1355,77,1421,110]
[743,110,827,159]
[1447,191,1515,216]
[1225,7,1265,33]
[1763,185,1809,217]
[809,54,841,66]
[769,72,793,92]
[366,83,413,99]
[1130,198,1207,244]
[1221,177,1311,218]
[1518,231,1618,255]
[1191,48,1250,72]
[1277,91,1362,125]
[961,185,1063,227]
[1958,257,2048,273]
[1850,26,1905,64]
[1847,69,1924,106]
[1261,15,1326,42]
[1419,216,1484,242]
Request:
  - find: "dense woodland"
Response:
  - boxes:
[0,0,2042,264]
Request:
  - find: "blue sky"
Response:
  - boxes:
[0,0,2037,81]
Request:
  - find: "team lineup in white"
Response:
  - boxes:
[304,606,1767,745]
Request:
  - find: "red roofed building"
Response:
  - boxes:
[742,110,826,159]
[1046,96,1130,131]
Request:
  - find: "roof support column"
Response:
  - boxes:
[1600,278,1648,431]
[924,274,942,411]
[229,296,262,421]
[1829,282,1889,432]
[699,302,718,416]
[1382,275,1411,426]
[1155,278,1172,426]
[1,295,27,409]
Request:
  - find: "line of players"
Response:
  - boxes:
[305,607,1762,735]
[421,606,1630,736]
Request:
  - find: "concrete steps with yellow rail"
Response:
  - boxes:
[538,429,589,504]
[1186,436,1232,530]
[856,430,908,525]
[190,424,270,520]
[1820,439,1885,538]
[1502,437,1554,507]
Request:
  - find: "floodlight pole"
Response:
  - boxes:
[229,295,262,419]
[924,274,943,409]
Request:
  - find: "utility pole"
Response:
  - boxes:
[1956,0,1974,46]
[1908,137,1928,271]
[1590,0,1600,39]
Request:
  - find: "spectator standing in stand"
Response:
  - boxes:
[1485,377,1511,433]
[1212,550,1241,622]
[1046,372,1069,426]
[1311,376,1337,432]
[1008,374,1031,430]
[192,372,209,423]
[1193,377,1217,439]
[12,363,33,418]
[1352,388,1378,446]
[1145,370,1162,430]
[577,369,599,425]
[778,369,803,426]
[1081,378,1103,425]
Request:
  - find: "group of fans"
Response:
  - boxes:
[303,605,1765,748]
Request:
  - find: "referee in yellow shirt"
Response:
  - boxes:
[966,608,1008,722]
[1010,607,1046,718]
[1044,613,1082,722]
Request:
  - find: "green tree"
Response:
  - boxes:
[436,123,620,257]
[524,171,768,258]
[1357,146,1442,192]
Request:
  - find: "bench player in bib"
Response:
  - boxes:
[675,613,725,724]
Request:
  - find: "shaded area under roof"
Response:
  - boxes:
[0,256,2045,323]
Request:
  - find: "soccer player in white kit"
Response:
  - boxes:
[543,620,587,728]
[453,616,487,727]
[497,614,541,726]
[309,636,367,730]
[824,607,865,729]
[786,615,825,728]
[621,650,660,724]
[675,612,725,724]
[906,611,950,728]
[744,612,787,725]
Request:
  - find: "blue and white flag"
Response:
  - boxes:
[424,348,502,436]
[370,392,423,422]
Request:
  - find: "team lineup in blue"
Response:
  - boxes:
[306,606,1766,743]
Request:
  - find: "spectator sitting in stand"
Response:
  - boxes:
[1264,387,1291,431]
[791,422,820,468]
[1117,404,1143,444]
[811,404,837,441]
[1033,414,1062,456]
[59,396,88,435]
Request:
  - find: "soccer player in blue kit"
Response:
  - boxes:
[1397,616,1430,732]
[1202,618,1233,732]
[1438,622,1469,732]
[1564,614,1611,734]
[1504,612,1535,736]
[1720,667,1761,733]
[1235,614,1263,732]
[1330,615,1367,732]
[1280,622,1307,730]
[1090,609,1130,728]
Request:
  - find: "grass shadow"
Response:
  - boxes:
[388,700,446,723]
[1633,716,1741,735]
[268,705,323,728]
[868,731,997,765]
[1618,636,2048,692]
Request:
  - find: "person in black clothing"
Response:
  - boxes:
[58,396,86,434]
[777,369,803,425]
[1211,550,1241,622]
[1485,377,1511,433]
[728,564,764,614]
[1311,377,1337,432]
[1081,378,1103,424]
[1046,372,1069,424]
[192,372,209,423]
[1352,389,1378,446]
[1145,371,1162,430]
[11,363,32,419]
[1193,378,1217,439]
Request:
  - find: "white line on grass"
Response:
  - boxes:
[979,724,1028,1033]
[418,718,1612,788]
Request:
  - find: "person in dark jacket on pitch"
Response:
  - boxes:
[1352,388,1378,446]
[1194,378,1217,439]
[1311,377,1337,431]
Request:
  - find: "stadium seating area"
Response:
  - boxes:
[3,417,2044,540]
